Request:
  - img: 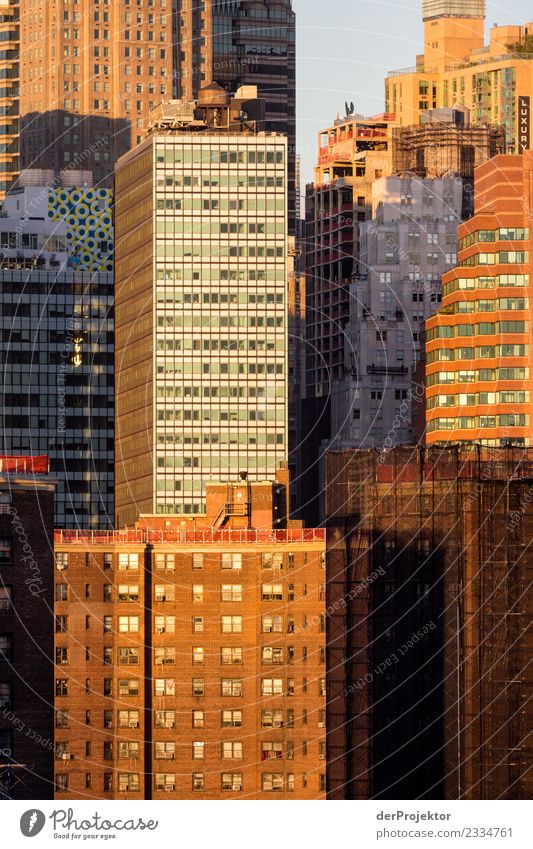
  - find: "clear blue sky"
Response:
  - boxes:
[295,0,533,184]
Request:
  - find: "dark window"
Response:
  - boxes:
[0,539,11,567]
[0,634,12,661]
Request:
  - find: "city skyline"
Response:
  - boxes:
[295,0,533,183]
[0,0,531,816]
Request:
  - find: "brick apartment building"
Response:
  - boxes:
[53,472,327,799]
[0,456,55,800]
[325,446,532,801]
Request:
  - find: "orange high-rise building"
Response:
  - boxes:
[386,2,533,155]
[18,0,174,186]
[426,152,533,446]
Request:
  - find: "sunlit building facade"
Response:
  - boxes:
[53,478,327,800]
[426,152,533,446]
[115,88,287,524]
[386,1,533,154]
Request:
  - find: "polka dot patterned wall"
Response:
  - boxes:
[48,187,113,272]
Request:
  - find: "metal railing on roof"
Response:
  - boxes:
[54,528,326,546]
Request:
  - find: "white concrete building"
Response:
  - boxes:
[115,87,288,521]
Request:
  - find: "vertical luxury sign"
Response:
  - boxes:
[518,96,530,152]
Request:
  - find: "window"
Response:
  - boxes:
[118,553,139,571]
[55,710,69,728]
[221,553,242,571]
[56,774,68,792]
[221,647,242,665]
[262,773,284,792]
[262,583,283,601]
[221,585,242,602]
[192,553,203,570]
[154,678,175,696]
[56,646,68,666]
[192,679,204,696]
[0,587,11,613]
[119,616,139,633]
[118,678,139,697]
[262,615,282,633]
[155,553,175,572]
[103,773,113,792]
[192,585,204,603]
[192,647,204,664]
[262,647,283,665]
[192,772,204,791]
[221,616,242,633]
[261,678,283,696]
[103,615,113,633]
[155,710,175,728]
[56,615,68,633]
[118,741,139,760]
[193,710,204,728]
[118,584,139,602]
[222,773,243,792]
[192,617,204,633]
[154,647,175,665]
[222,741,243,760]
[118,647,139,665]
[103,553,113,570]
[103,584,112,602]
[55,551,68,571]
[56,584,68,601]
[222,710,242,727]
[118,710,139,728]
[221,679,242,697]
[262,552,283,569]
[0,682,12,709]
[155,741,175,760]
[104,647,112,666]
[56,679,68,696]
[261,709,283,728]
[261,742,283,761]
[154,584,175,602]
[118,773,139,792]
[319,678,326,696]
[192,741,204,760]
[154,616,175,634]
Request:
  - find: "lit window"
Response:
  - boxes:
[221,647,242,665]
[221,553,241,571]
[192,647,204,664]
[221,773,243,792]
[222,741,242,759]
[221,616,242,633]
[261,678,283,696]
[118,553,139,571]
[221,710,242,728]
[118,616,139,633]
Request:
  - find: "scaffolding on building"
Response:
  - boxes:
[325,445,532,800]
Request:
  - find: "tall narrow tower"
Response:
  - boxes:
[114,87,288,525]
[176,1,296,230]
[422,0,486,71]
